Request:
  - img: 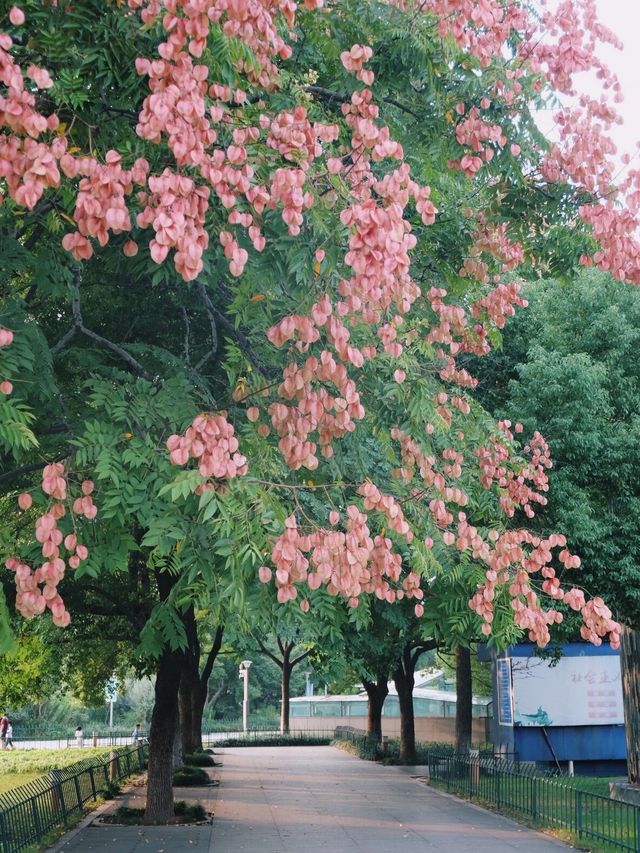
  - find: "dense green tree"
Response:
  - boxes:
[470,270,640,629]
[0,0,629,821]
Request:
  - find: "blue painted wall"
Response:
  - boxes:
[515,723,626,762]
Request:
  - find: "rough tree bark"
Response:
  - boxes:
[144,644,183,823]
[393,641,436,764]
[455,645,473,754]
[281,650,292,734]
[362,676,389,741]
[621,626,640,785]
[172,713,184,771]
[393,646,416,764]
[179,611,224,755]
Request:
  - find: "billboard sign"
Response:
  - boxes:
[511,653,623,727]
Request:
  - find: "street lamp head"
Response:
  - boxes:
[241,659,253,670]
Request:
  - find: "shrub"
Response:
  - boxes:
[101,780,121,799]
[184,752,216,767]
[174,801,207,821]
[172,765,209,786]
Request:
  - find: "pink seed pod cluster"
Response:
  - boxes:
[167,413,248,481]
[7,466,97,627]
[259,508,424,613]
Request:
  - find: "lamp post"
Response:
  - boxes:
[304,671,313,697]
[239,660,252,732]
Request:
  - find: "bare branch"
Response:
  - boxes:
[194,281,218,371]
[0,452,69,486]
[306,85,422,119]
[210,289,279,379]
[51,325,78,354]
[200,625,225,690]
[50,270,151,380]
[291,648,312,667]
[182,306,192,366]
[255,636,284,669]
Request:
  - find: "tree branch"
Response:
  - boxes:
[410,640,438,669]
[209,296,279,379]
[181,306,192,366]
[305,85,422,119]
[200,625,225,691]
[291,648,312,667]
[0,452,69,486]
[50,271,151,380]
[194,281,218,371]
[256,637,284,669]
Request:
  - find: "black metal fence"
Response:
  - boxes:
[333,725,386,759]
[427,752,640,852]
[0,743,148,853]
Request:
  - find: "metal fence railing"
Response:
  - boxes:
[427,752,640,853]
[11,732,146,751]
[0,743,149,853]
[333,725,382,759]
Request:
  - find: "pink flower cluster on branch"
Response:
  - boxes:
[259,509,424,613]
[167,413,248,482]
[6,466,97,627]
[469,529,620,648]
[476,429,551,519]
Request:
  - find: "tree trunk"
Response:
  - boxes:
[144,646,183,823]
[191,682,206,752]
[179,666,202,755]
[173,713,184,771]
[363,676,388,741]
[393,646,416,764]
[281,650,291,734]
[179,614,224,756]
[621,626,640,785]
[455,645,473,754]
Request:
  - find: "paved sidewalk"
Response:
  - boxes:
[211,746,570,852]
[50,746,571,852]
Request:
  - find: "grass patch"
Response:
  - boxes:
[174,801,208,821]
[101,779,122,799]
[425,768,635,853]
[0,771,40,794]
[0,747,107,777]
[0,748,111,797]
[17,797,108,853]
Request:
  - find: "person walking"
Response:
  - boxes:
[75,725,84,748]
[132,723,141,743]
[5,721,14,750]
[0,712,9,749]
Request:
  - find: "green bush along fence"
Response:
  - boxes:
[207,728,334,747]
[0,743,149,853]
[428,752,640,852]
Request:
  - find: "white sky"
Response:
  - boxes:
[592,0,640,159]
[531,1,640,177]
